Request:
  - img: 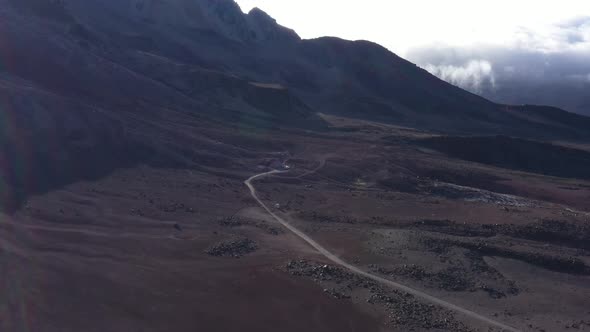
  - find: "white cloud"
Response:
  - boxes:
[407,16,590,89]
[424,60,496,92]
[511,17,590,53]
[405,17,590,115]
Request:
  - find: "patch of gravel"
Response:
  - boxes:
[412,219,590,251]
[563,320,590,330]
[158,202,195,213]
[372,265,473,292]
[297,211,360,224]
[285,260,474,331]
[370,264,518,298]
[427,182,538,207]
[217,217,283,235]
[424,236,589,275]
[206,238,258,258]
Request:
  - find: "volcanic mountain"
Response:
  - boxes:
[2,1,590,332]
[1,0,589,208]
[5,0,590,135]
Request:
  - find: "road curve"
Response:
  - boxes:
[245,169,520,332]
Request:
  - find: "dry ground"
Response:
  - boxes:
[1,115,589,332]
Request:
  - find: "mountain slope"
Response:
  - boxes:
[1,0,590,210]
[55,0,590,138]
[8,0,590,137]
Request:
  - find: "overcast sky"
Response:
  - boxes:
[236,1,590,113]
[235,0,590,55]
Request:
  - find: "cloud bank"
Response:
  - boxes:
[424,60,496,93]
[407,17,590,115]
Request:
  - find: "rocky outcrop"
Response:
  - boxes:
[60,0,297,44]
[246,7,300,43]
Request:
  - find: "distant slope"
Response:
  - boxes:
[6,0,587,139]
[419,135,590,180]
[476,76,590,117]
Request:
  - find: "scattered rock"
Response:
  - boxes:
[217,216,283,235]
[285,260,474,331]
[159,202,191,213]
[206,238,258,258]
[373,265,485,294]
[412,219,590,251]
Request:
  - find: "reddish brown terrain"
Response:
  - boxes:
[3,114,590,331]
[1,1,590,331]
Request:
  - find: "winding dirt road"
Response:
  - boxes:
[245,169,520,332]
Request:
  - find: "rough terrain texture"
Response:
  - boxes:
[0,1,590,332]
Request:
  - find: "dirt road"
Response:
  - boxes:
[245,169,521,332]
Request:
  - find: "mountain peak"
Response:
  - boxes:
[248,7,270,17]
[246,6,300,43]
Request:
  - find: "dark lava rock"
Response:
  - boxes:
[286,260,474,331]
[206,238,258,258]
[217,216,283,235]
[375,265,475,293]
[422,234,590,275]
[413,219,590,251]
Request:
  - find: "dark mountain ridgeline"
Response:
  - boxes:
[419,135,590,180]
